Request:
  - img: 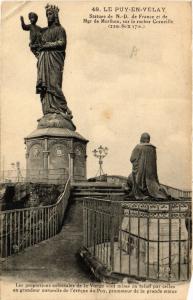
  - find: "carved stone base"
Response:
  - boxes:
[120,203,190,280]
[25,127,88,184]
[37,113,76,131]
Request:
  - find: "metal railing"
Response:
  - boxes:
[83,197,192,282]
[0,168,69,185]
[101,175,192,199]
[0,176,71,258]
[160,184,192,199]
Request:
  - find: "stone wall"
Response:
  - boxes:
[0,183,64,211]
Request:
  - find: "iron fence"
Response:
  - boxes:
[160,184,191,199]
[83,197,192,282]
[0,176,71,258]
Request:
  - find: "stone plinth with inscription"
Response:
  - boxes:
[120,201,190,280]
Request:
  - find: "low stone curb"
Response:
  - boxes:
[78,246,140,283]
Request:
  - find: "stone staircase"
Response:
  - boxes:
[71,181,125,200]
[0,182,126,282]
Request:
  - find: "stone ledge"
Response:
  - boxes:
[25,127,88,142]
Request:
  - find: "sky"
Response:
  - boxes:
[0,1,192,189]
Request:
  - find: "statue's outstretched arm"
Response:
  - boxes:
[20,16,30,31]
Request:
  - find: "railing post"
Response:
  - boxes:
[168,202,172,281]
[118,203,123,273]
[110,202,115,271]
[93,209,96,256]
[187,203,191,280]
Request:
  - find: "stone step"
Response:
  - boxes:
[72,188,124,192]
[72,189,125,194]
[72,189,124,193]
[72,192,125,197]
[72,182,122,188]
[72,186,124,191]
[63,200,83,228]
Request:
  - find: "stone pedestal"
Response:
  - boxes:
[120,201,190,280]
[25,126,88,184]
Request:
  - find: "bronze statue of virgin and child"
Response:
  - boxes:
[20,4,74,129]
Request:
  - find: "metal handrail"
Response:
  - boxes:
[0,175,71,258]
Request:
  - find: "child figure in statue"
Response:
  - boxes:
[20,12,42,57]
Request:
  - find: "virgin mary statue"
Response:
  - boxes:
[35,4,74,129]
